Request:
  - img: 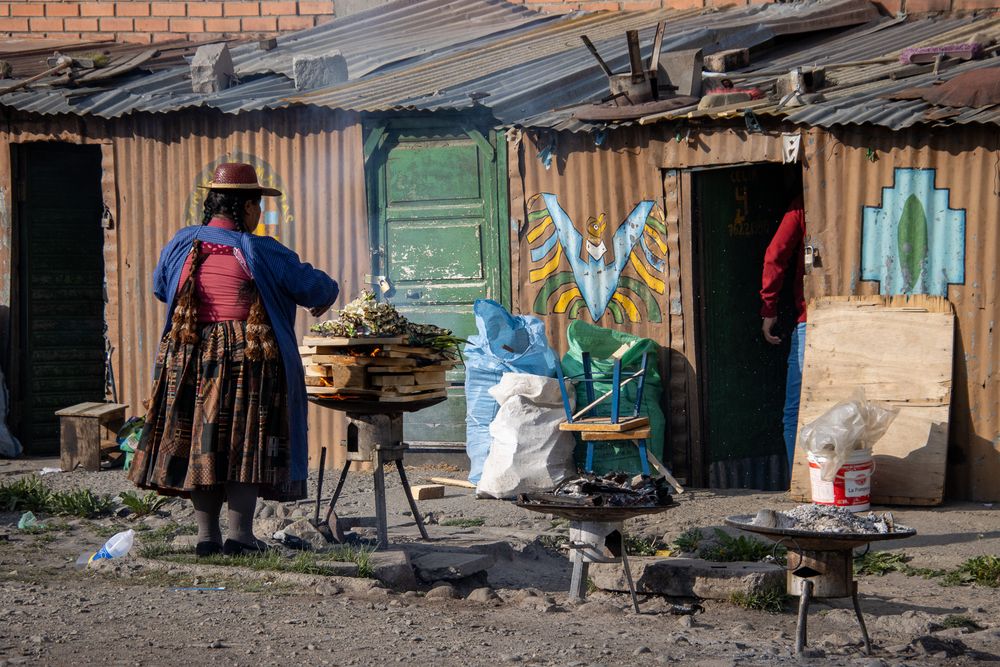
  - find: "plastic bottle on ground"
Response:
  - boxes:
[75,529,135,568]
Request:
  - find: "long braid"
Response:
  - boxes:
[169,241,206,346]
[245,289,278,361]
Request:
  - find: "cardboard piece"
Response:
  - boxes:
[789,296,954,506]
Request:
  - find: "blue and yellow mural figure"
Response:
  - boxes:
[187,152,295,245]
[527,193,666,324]
[861,168,966,296]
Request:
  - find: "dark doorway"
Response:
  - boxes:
[692,163,802,490]
[12,143,106,455]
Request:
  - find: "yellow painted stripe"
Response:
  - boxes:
[630,252,665,294]
[553,287,581,313]
[646,227,667,254]
[613,292,641,322]
[527,215,553,243]
[529,244,562,283]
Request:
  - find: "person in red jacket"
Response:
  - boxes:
[760,196,806,472]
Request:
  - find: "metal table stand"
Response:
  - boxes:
[726,515,916,656]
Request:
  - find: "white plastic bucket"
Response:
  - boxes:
[807,449,873,512]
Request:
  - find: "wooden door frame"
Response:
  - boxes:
[3,139,120,437]
[361,114,512,310]
[682,161,797,486]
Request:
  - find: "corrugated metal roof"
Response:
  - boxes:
[2,0,996,130]
[233,0,556,79]
[288,0,882,129]
[641,14,1000,129]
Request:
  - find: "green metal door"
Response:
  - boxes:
[14,143,106,455]
[366,120,510,445]
[694,164,798,489]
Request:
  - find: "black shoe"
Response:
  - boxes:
[222,538,269,556]
[195,541,222,557]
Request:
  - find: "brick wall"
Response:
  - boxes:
[513,0,1000,13]
[0,1,336,44]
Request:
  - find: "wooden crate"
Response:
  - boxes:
[55,402,128,472]
[300,335,458,401]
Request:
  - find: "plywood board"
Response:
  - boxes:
[559,416,649,432]
[789,296,954,506]
[301,336,405,347]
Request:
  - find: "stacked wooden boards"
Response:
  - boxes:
[789,296,954,506]
[300,336,457,402]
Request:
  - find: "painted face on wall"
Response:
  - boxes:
[526,193,667,325]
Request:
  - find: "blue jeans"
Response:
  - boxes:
[783,322,807,469]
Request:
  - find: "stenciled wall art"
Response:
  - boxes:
[187,152,295,245]
[861,167,966,296]
[526,193,666,324]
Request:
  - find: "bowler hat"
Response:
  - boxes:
[200,162,281,197]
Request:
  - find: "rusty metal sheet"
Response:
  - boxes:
[802,125,1000,502]
[658,126,789,168]
[508,127,688,472]
[0,108,369,470]
[887,66,1000,109]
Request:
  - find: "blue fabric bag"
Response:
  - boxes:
[463,300,559,484]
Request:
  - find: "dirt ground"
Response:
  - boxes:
[1,456,998,667]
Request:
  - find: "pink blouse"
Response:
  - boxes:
[177,218,253,323]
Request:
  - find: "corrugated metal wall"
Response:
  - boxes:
[508,128,689,472]
[0,107,369,470]
[802,125,1000,502]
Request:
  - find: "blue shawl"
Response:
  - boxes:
[153,225,339,481]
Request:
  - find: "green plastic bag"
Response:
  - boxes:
[561,321,665,474]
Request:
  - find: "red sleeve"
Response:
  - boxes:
[760,204,804,318]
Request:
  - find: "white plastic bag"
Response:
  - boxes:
[799,389,898,481]
[476,373,576,499]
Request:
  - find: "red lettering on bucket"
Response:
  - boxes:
[808,454,873,512]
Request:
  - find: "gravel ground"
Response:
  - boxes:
[1,456,998,666]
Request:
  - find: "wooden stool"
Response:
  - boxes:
[55,402,128,472]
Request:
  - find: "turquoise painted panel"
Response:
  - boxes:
[387,221,483,282]
[861,168,965,296]
[386,142,482,204]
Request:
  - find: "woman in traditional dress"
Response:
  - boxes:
[128,162,338,556]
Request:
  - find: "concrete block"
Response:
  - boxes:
[370,549,418,591]
[411,484,445,500]
[704,48,750,73]
[412,551,495,583]
[590,557,785,599]
[292,52,348,91]
[658,48,702,97]
[190,42,234,93]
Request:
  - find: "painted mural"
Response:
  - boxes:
[186,152,295,245]
[526,193,666,324]
[861,168,966,296]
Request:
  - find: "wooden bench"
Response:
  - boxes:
[55,402,129,472]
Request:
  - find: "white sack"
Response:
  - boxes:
[476,373,576,499]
